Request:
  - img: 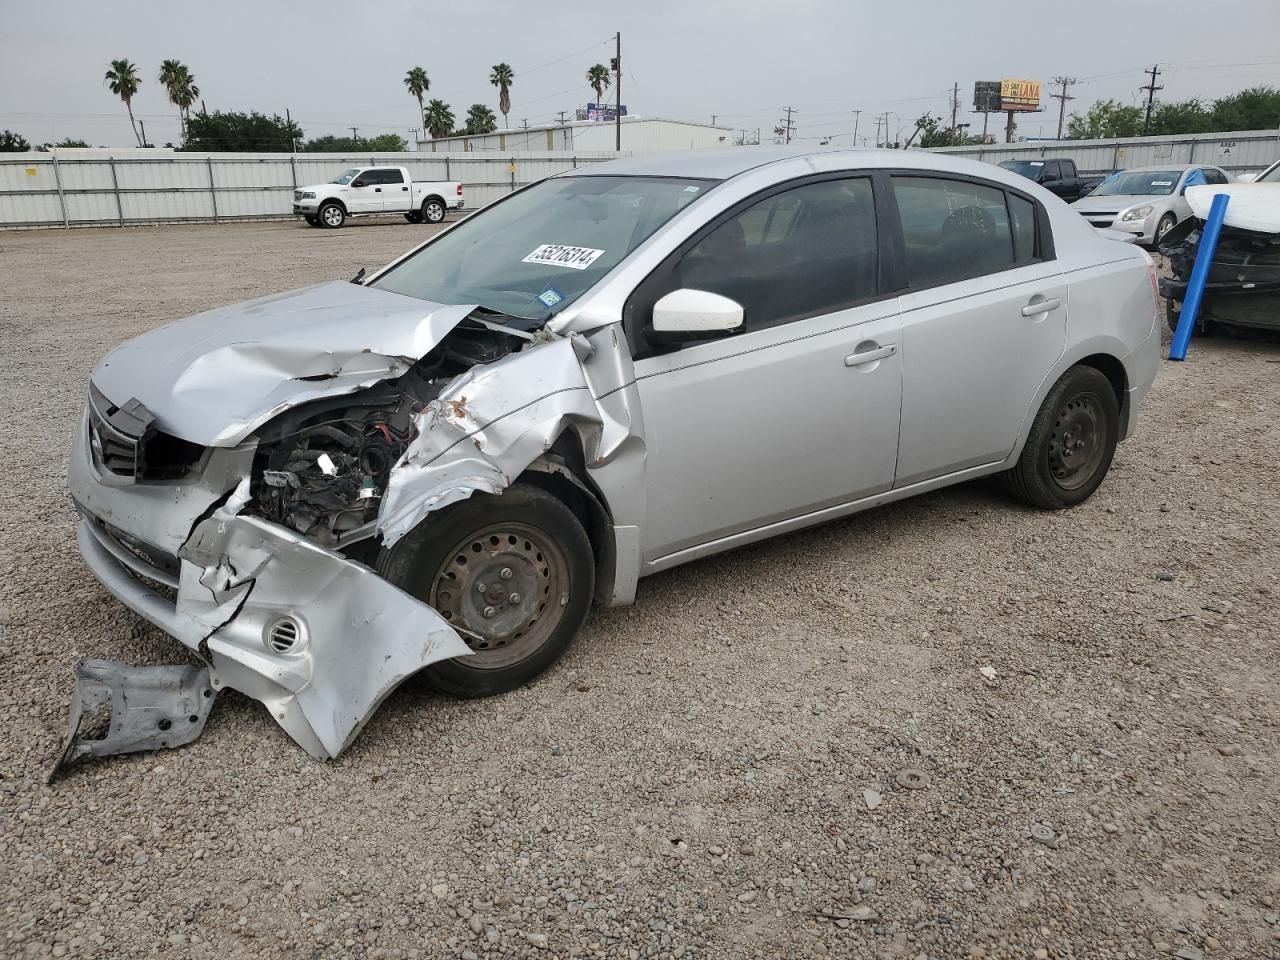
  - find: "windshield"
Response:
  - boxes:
[330,168,361,185]
[371,175,714,320]
[1090,170,1182,197]
[999,160,1046,179]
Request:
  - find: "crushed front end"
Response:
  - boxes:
[1158,217,1280,333]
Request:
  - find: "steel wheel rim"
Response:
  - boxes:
[1047,392,1105,491]
[323,207,342,226]
[428,522,569,669]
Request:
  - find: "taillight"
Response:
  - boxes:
[456,184,463,195]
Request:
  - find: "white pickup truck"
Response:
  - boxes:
[293,165,464,228]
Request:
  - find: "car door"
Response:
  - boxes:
[626,174,903,562]
[346,169,382,212]
[890,174,1067,487]
[378,168,411,211]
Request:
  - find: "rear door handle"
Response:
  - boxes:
[1021,297,1061,317]
[845,344,897,367]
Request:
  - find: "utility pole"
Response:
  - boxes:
[711,114,717,126]
[852,110,861,147]
[349,127,359,140]
[779,106,796,144]
[1141,64,1163,135]
[949,82,960,137]
[556,110,569,125]
[286,108,298,152]
[1050,77,1077,140]
[612,32,622,151]
[139,119,147,147]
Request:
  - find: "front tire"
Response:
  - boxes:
[1003,365,1119,509]
[318,202,345,228]
[1154,212,1177,244]
[422,198,446,224]
[377,483,594,698]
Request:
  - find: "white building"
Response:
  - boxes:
[419,117,731,154]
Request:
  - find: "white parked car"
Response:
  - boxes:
[63,148,1161,767]
[292,165,463,228]
[1071,164,1232,245]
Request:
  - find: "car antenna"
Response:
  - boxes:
[350,267,366,285]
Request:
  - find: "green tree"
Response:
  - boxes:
[1209,86,1280,132]
[911,112,981,148]
[0,129,31,151]
[490,62,514,129]
[158,59,200,141]
[104,58,143,146]
[303,133,407,152]
[465,104,497,135]
[1148,99,1214,136]
[183,110,303,151]
[404,66,430,130]
[38,138,90,150]
[586,64,611,107]
[424,99,455,139]
[1066,99,1143,139]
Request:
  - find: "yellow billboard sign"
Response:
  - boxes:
[1000,79,1041,111]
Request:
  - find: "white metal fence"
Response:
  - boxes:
[0,150,627,229]
[930,128,1280,176]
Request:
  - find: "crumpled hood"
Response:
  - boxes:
[92,281,477,447]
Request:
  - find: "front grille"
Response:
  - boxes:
[87,384,206,481]
[294,190,303,201]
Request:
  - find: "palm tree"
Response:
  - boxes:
[404,67,430,132]
[465,104,497,135]
[424,99,455,140]
[105,58,143,146]
[489,63,514,130]
[586,64,611,111]
[158,60,199,141]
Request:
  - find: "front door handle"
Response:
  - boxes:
[1021,297,1061,317]
[845,343,897,367]
[374,187,382,192]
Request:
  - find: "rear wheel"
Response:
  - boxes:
[318,202,345,228]
[377,484,594,697]
[422,198,446,224]
[1003,365,1119,509]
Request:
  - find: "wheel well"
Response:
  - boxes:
[1076,353,1128,418]
[515,432,615,607]
[320,198,347,213]
[422,194,445,209]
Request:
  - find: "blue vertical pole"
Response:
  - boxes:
[1169,193,1230,361]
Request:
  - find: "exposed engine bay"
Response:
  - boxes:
[247,318,530,547]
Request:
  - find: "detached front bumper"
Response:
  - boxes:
[68,405,471,761]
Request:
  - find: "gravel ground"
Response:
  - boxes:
[1,219,1278,960]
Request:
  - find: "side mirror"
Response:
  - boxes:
[651,289,744,341]
[352,179,366,188]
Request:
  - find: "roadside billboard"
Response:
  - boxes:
[999,79,1041,111]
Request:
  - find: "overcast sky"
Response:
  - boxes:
[3,0,1280,148]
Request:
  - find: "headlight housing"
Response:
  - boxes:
[301,191,316,200]
[1122,204,1154,222]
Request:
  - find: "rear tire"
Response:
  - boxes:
[318,202,345,228]
[1003,365,1119,510]
[422,198,446,224]
[376,483,594,698]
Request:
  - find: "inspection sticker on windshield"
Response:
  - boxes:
[523,244,605,271]
[537,286,565,308]
[1151,180,1173,186]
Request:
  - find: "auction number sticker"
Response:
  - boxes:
[523,244,605,270]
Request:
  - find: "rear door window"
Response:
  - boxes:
[891,176,1017,287]
[378,168,405,184]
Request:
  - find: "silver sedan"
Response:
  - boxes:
[65,148,1161,764]
[1072,163,1233,244]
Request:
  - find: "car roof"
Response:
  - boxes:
[562,146,1039,184]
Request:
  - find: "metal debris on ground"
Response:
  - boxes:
[48,658,218,783]
[1030,823,1056,845]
